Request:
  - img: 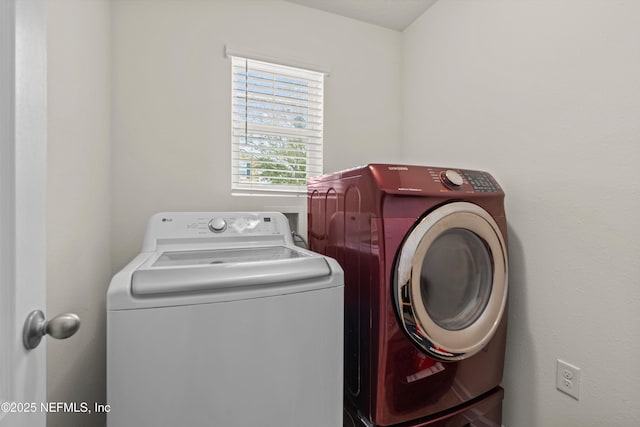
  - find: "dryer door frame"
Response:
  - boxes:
[394,202,508,361]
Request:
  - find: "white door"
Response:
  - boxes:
[1,0,47,425]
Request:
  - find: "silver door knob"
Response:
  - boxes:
[23,310,80,350]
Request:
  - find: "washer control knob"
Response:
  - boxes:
[442,170,464,188]
[208,217,227,233]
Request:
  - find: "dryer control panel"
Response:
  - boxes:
[368,164,502,196]
[426,167,499,193]
[459,170,498,192]
[141,212,293,251]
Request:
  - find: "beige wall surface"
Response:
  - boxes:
[403,1,640,426]
[46,0,112,426]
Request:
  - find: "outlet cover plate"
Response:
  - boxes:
[556,359,580,400]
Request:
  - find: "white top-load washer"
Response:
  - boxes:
[107,212,344,427]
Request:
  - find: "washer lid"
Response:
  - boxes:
[131,246,331,296]
[152,246,304,267]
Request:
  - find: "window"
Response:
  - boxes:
[231,56,324,194]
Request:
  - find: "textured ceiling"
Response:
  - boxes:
[284,0,438,31]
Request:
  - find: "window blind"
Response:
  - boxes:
[231,56,324,194]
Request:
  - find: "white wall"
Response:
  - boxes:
[111,0,403,270]
[46,1,111,426]
[403,1,640,425]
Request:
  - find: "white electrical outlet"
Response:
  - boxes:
[556,359,581,400]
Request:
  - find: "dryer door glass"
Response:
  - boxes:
[420,228,493,331]
[394,202,507,361]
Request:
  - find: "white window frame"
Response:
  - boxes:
[229,53,325,195]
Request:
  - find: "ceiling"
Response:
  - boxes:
[284,0,438,32]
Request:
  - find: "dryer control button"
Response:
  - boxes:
[442,170,464,188]
[208,217,227,233]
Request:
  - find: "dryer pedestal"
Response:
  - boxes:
[343,388,503,427]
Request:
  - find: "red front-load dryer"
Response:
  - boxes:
[308,164,508,426]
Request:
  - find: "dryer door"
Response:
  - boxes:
[394,202,508,361]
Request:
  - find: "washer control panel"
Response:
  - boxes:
[195,214,281,235]
[208,217,227,233]
[142,212,293,251]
